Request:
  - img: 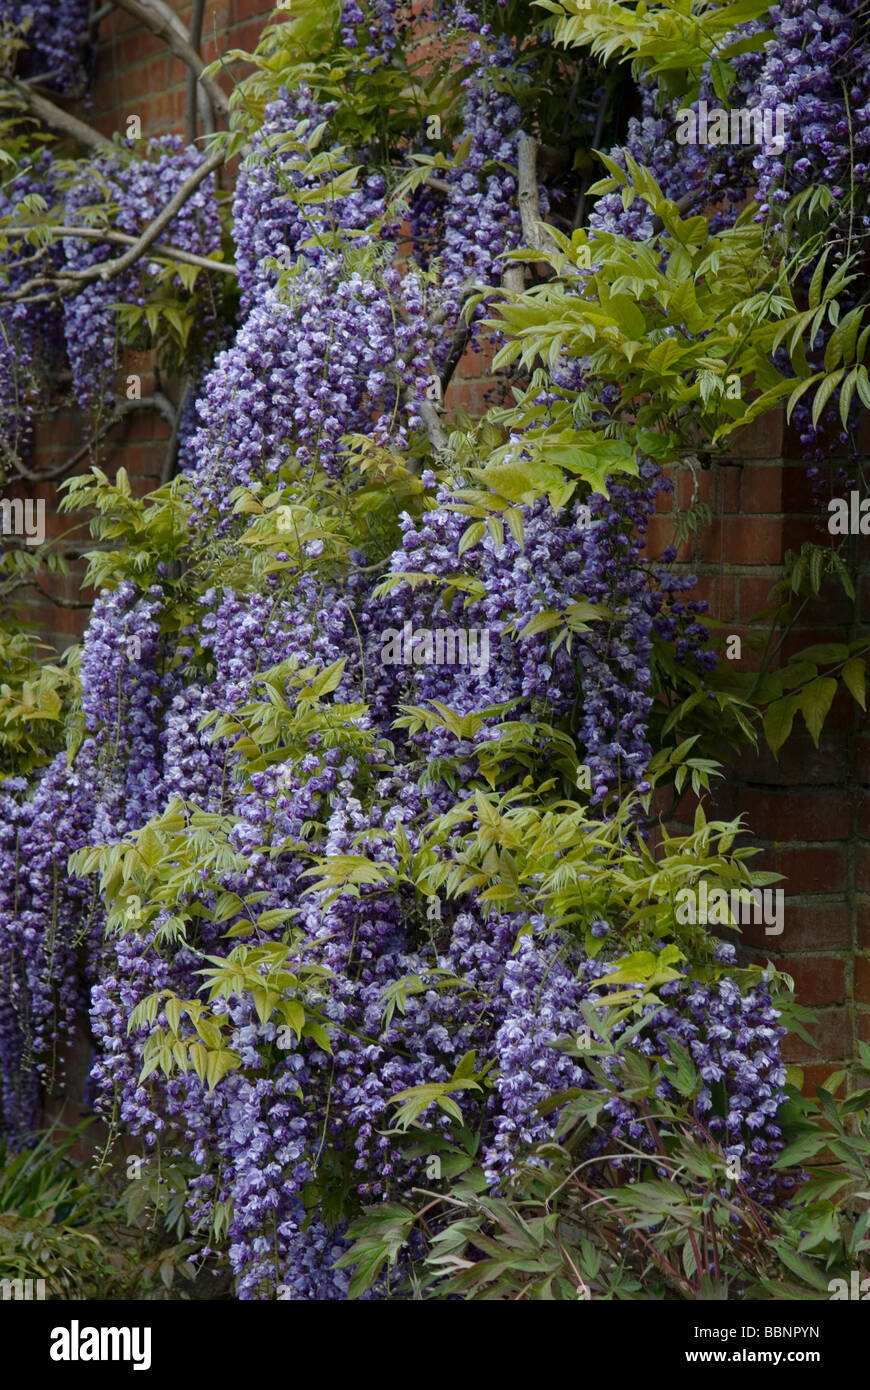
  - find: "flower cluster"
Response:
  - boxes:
[749,0,870,233]
[0,749,100,1143]
[0,149,65,463]
[0,0,88,93]
[62,137,221,411]
[433,36,523,367]
[589,0,869,483]
[0,0,799,1304]
[188,88,430,524]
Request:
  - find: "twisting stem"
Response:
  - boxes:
[517,132,558,257]
[162,379,191,484]
[12,224,236,278]
[2,144,228,304]
[0,143,226,301]
[111,0,229,120]
[0,75,116,152]
[72,143,227,282]
[27,585,93,610]
[185,0,212,144]
[6,394,176,484]
[90,3,114,28]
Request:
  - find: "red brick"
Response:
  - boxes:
[671,783,740,827]
[797,584,856,627]
[740,464,784,514]
[226,18,267,54]
[856,956,870,1001]
[676,468,716,510]
[855,789,870,832]
[781,465,827,512]
[739,788,851,841]
[737,574,781,620]
[858,844,870,893]
[782,516,826,552]
[720,466,741,514]
[757,845,846,894]
[117,57,172,107]
[855,736,870,784]
[688,573,737,623]
[782,1009,849,1063]
[858,899,870,950]
[724,409,785,459]
[713,517,785,565]
[646,515,692,563]
[741,900,849,951]
[118,27,168,68]
[769,956,847,1006]
[733,735,850,786]
[800,1063,848,1095]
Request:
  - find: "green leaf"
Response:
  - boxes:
[518,610,563,638]
[301,1020,333,1054]
[798,677,838,747]
[811,369,844,427]
[458,521,486,558]
[769,1242,831,1292]
[774,1131,828,1168]
[842,658,866,711]
[794,643,849,665]
[281,999,306,1038]
[807,249,830,311]
[763,696,797,757]
[710,59,736,101]
[204,1049,240,1091]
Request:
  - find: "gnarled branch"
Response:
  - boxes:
[111,0,229,121]
[16,224,236,278]
[0,75,115,152]
[7,393,177,484]
[1,143,228,303]
[185,0,213,143]
[517,133,559,258]
[68,142,228,282]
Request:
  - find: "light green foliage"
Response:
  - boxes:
[407,787,779,960]
[0,1125,198,1299]
[339,989,863,1301]
[302,774,780,965]
[0,542,79,774]
[69,652,382,1081]
[489,158,861,483]
[539,0,772,103]
[60,466,192,592]
[712,544,870,756]
[0,628,78,774]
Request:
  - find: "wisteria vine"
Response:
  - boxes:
[1,0,860,1301]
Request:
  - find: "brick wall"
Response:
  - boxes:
[12,2,275,649]
[10,3,869,1076]
[654,412,870,1084]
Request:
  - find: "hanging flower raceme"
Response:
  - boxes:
[61,137,221,412]
[0,0,803,1301]
[0,0,88,93]
[0,149,66,464]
